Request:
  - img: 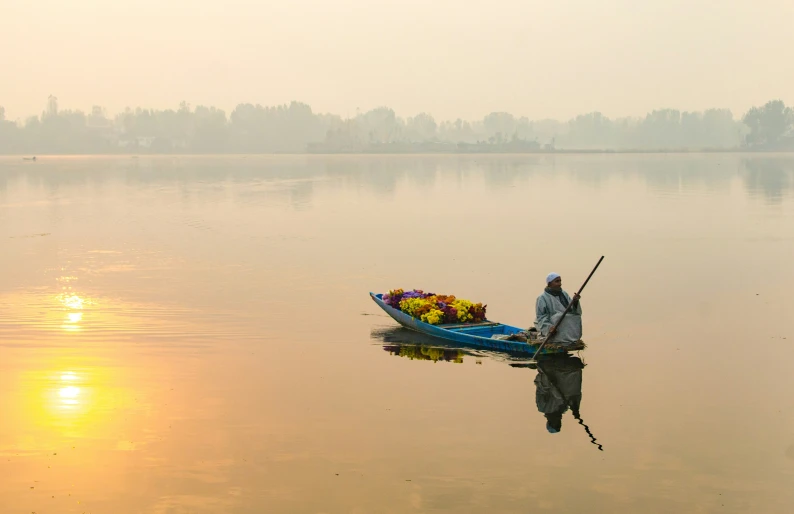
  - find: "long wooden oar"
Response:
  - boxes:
[530,256,605,362]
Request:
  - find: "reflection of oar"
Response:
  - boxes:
[536,360,603,451]
[530,256,605,362]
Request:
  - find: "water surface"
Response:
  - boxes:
[1,154,793,513]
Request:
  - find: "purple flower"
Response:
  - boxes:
[402,290,426,300]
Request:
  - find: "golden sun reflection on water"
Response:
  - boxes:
[21,366,109,436]
[46,371,90,416]
[9,361,141,445]
[58,385,81,408]
[57,290,91,332]
[58,294,86,310]
[5,355,153,449]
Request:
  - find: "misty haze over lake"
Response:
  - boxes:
[1,1,793,512]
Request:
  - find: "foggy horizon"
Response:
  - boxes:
[0,95,784,124]
[2,0,793,122]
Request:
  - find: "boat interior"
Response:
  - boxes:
[440,322,523,338]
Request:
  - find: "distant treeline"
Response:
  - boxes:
[1,97,793,154]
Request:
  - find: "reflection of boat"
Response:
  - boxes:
[370,326,534,366]
[373,326,522,364]
[370,292,584,355]
[384,344,465,363]
[372,327,602,448]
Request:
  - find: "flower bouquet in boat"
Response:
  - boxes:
[382,289,486,325]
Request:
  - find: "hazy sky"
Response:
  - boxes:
[2,0,793,121]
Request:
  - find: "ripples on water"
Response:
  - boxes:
[0,155,793,513]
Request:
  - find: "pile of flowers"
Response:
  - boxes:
[382,289,487,325]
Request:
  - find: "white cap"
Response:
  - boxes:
[546,272,560,284]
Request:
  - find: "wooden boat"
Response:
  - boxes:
[369,292,584,355]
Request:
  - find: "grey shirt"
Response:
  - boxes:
[534,290,583,338]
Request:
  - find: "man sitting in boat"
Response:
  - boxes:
[535,273,582,343]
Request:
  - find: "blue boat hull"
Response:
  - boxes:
[369,292,574,355]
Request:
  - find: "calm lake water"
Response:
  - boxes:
[1,154,793,513]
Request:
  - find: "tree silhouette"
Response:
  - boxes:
[743,100,793,149]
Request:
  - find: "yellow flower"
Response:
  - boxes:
[420,308,445,325]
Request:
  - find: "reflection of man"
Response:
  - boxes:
[535,273,582,342]
[534,355,584,433]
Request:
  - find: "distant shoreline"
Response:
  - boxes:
[4,99,791,156]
